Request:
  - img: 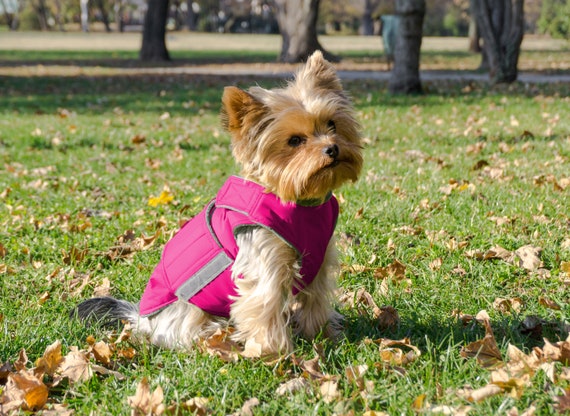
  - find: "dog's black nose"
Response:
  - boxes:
[323,144,339,159]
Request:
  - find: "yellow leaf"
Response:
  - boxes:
[148,190,174,207]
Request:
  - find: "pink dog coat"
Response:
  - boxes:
[139,176,339,318]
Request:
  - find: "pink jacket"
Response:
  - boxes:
[139,176,339,318]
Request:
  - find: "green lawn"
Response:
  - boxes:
[0,43,569,415]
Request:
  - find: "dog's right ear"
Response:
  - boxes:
[221,86,266,134]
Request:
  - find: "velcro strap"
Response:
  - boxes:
[175,252,233,302]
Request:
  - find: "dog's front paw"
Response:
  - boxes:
[324,310,345,342]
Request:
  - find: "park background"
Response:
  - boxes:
[1,0,570,415]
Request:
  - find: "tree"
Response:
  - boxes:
[472,0,524,84]
[361,0,381,35]
[140,0,171,62]
[274,0,334,63]
[388,0,425,94]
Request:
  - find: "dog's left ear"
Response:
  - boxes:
[295,50,343,92]
[221,86,266,134]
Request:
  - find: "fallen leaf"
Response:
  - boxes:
[373,260,406,280]
[458,384,503,402]
[375,338,421,366]
[90,341,112,366]
[238,397,260,416]
[128,377,165,416]
[148,190,174,207]
[320,380,340,403]
[1,371,49,412]
[171,397,210,416]
[538,297,561,311]
[460,311,503,368]
[275,377,310,396]
[492,297,523,314]
[34,340,63,378]
[53,347,92,385]
[542,337,570,365]
[93,277,111,297]
[376,306,400,330]
[513,245,542,271]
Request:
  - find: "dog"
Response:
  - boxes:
[73,51,363,355]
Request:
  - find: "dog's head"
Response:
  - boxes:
[221,51,363,203]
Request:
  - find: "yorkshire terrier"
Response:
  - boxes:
[73,51,363,354]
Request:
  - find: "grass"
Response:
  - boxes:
[0,35,569,415]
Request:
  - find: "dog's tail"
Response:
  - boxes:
[71,297,140,328]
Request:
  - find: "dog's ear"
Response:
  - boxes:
[221,86,266,134]
[294,50,343,92]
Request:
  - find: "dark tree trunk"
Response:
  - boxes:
[140,0,171,62]
[388,0,425,94]
[33,0,50,30]
[274,0,335,63]
[473,0,524,84]
[95,0,112,32]
[362,0,381,36]
[468,0,481,53]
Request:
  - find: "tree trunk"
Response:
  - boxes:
[115,0,124,32]
[80,0,89,32]
[33,0,50,30]
[95,0,112,32]
[53,0,66,31]
[473,0,524,84]
[468,0,481,52]
[140,0,171,62]
[362,0,381,36]
[388,0,425,94]
[274,0,335,63]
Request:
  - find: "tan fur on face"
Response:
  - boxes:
[222,51,363,202]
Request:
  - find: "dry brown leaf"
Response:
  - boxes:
[542,337,570,365]
[429,257,443,271]
[460,311,503,368]
[345,364,368,390]
[93,277,111,297]
[376,306,400,330]
[240,338,263,359]
[14,349,29,371]
[554,388,570,414]
[492,297,523,314]
[199,329,241,362]
[461,334,503,368]
[458,384,503,402]
[62,246,89,265]
[490,368,530,399]
[34,340,63,378]
[295,355,326,380]
[275,377,310,396]
[338,288,381,319]
[1,371,49,412]
[171,397,210,416]
[90,341,113,366]
[39,403,75,415]
[373,260,406,280]
[128,377,165,416]
[538,297,561,310]
[320,380,340,403]
[238,397,260,416]
[375,338,421,366]
[53,347,93,385]
[513,245,543,271]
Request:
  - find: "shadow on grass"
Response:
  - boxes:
[343,312,567,354]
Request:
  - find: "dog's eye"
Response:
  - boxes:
[327,120,336,132]
[288,136,305,147]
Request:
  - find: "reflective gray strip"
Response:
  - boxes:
[175,252,233,301]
